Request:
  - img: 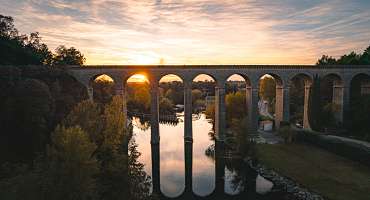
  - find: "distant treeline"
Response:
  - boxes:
[316,45,370,65]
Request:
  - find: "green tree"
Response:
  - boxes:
[14,79,54,157]
[337,52,360,64]
[0,126,98,200]
[0,15,52,65]
[52,45,85,66]
[63,100,103,144]
[259,76,275,103]
[128,140,151,200]
[225,91,247,121]
[360,46,370,64]
[316,55,337,65]
[100,96,126,150]
[192,89,203,104]
[315,44,370,65]
[0,14,18,38]
[159,97,174,115]
[92,79,115,105]
[41,125,98,200]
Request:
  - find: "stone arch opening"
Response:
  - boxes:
[157,74,185,198]
[320,73,344,127]
[289,73,313,129]
[350,73,370,101]
[89,74,115,104]
[258,73,284,130]
[348,73,370,138]
[159,74,184,118]
[192,73,216,197]
[124,73,156,196]
[192,74,216,115]
[125,73,151,127]
[224,74,249,196]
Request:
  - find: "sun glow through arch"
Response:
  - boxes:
[127,74,149,83]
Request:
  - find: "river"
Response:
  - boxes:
[130,113,279,199]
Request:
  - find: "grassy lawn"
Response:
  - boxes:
[256,143,370,200]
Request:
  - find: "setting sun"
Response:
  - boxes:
[127,74,148,83]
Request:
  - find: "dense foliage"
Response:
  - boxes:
[0,66,88,162]
[0,97,152,200]
[0,15,85,66]
[316,44,370,65]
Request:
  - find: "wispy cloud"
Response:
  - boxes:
[1,0,370,64]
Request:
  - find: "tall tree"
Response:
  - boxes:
[52,45,86,66]
[41,125,98,200]
[0,15,52,65]
[360,46,370,64]
[316,55,337,65]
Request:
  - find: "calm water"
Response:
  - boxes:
[130,113,276,198]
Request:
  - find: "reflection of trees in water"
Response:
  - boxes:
[128,138,152,199]
[130,114,182,130]
[131,117,151,131]
[226,158,247,193]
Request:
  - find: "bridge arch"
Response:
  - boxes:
[257,73,288,129]
[191,73,218,85]
[289,73,313,129]
[320,73,345,125]
[87,74,116,101]
[350,73,370,104]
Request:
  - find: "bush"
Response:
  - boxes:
[278,122,295,143]
[296,130,370,166]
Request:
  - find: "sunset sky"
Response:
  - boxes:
[1,0,370,65]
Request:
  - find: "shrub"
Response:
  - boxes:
[279,122,295,143]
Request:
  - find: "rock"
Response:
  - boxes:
[245,157,325,200]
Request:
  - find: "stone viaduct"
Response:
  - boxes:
[68,65,370,142]
[67,64,370,197]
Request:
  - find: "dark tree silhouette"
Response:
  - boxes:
[52,45,86,66]
[316,44,370,65]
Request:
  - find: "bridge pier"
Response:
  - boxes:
[214,140,225,195]
[151,143,161,195]
[275,85,290,129]
[215,83,226,141]
[150,79,160,144]
[303,82,311,129]
[246,86,259,138]
[184,140,193,195]
[87,86,94,101]
[115,84,128,124]
[184,80,193,142]
[333,84,345,123]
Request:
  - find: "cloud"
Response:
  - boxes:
[1,0,370,64]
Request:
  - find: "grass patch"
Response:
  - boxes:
[256,143,370,200]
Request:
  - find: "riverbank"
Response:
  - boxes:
[255,143,370,200]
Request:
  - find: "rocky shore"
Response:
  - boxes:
[246,159,325,200]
